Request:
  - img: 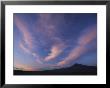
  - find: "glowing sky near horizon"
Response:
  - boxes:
[13,13,97,71]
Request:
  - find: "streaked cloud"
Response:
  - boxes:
[57,46,86,66]
[19,41,43,64]
[32,52,43,64]
[33,14,66,62]
[14,15,33,49]
[19,41,31,54]
[14,15,44,65]
[78,26,97,46]
[34,14,64,38]
[34,14,55,37]
[44,43,65,61]
[57,25,97,67]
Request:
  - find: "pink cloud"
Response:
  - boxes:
[57,26,97,67]
[37,14,56,37]
[19,42,31,54]
[31,52,43,64]
[32,14,66,62]
[14,15,33,49]
[15,15,44,65]
[57,46,86,66]
[34,14,64,38]
[44,43,65,61]
[19,41,43,64]
[78,26,97,46]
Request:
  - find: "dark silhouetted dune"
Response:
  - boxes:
[14,64,97,75]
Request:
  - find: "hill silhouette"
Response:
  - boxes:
[14,64,97,75]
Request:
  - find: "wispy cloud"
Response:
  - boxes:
[31,52,43,64]
[57,25,97,67]
[33,14,66,62]
[78,26,97,46]
[34,14,64,38]
[34,14,55,37]
[14,15,33,49]
[19,41,43,64]
[19,41,31,54]
[14,15,44,65]
[57,46,86,66]
[44,43,65,61]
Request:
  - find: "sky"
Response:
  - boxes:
[13,13,97,71]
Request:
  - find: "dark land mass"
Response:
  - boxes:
[14,64,97,75]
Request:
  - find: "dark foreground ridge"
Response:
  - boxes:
[14,64,97,75]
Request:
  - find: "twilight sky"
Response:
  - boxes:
[13,13,97,71]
